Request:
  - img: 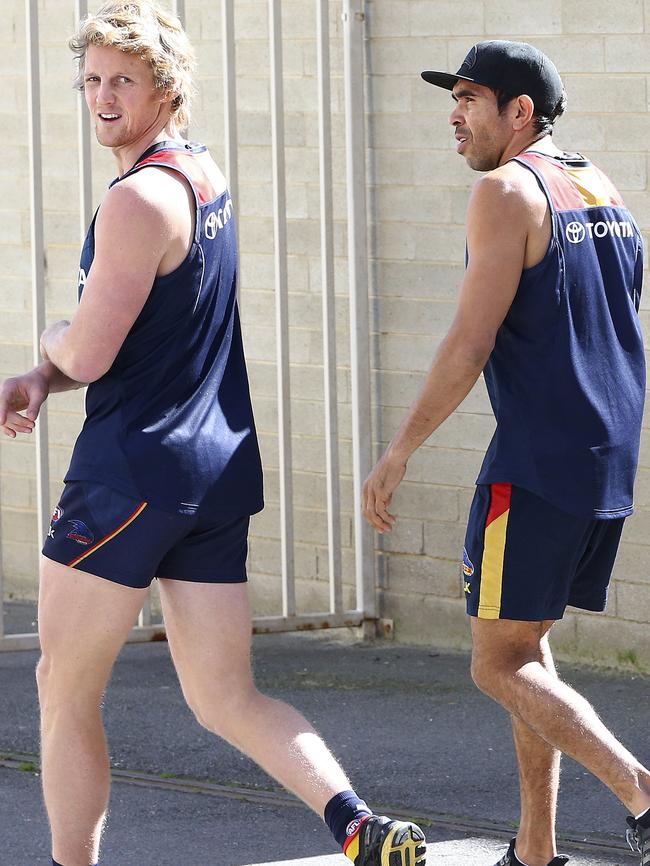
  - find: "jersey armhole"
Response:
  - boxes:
[510,156,558,271]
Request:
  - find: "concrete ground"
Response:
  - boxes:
[0,602,645,865]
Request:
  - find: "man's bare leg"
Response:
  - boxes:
[471,617,650,866]
[38,557,147,866]
[159,580,353,813]
[511,716,561,865]
[510,629,561,865]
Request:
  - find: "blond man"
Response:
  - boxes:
[0,4,425,865]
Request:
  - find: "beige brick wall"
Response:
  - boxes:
[0,1,649,667]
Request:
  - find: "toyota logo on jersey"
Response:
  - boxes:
[565,222,586,244]
[566,219,633,244]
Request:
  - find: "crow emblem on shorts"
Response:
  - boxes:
[66,519,95,546]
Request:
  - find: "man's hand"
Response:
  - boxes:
[362,449,407,533]
[0,368,50,438]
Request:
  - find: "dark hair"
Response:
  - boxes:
[493,88,567,137]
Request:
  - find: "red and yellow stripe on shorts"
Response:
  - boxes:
[478,483,512,619]
[67,502,148,568]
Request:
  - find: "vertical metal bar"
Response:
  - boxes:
[222,0,240,308]
[316,0,343,614]
[342,0,376,620]
[173,0,186,27]
[76,0,93,235]
[269,0,295,618]
[222,0,239,221]
[26,0,50,546]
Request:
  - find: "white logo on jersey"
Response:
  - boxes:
[204,198,234,240]
[565,220,633,244]
[565,222,586,244]
[78,267,87,289]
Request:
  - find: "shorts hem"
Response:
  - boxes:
[156,571,248,584]
[567,598,606,613]
[476,606,500,619]
[42,552,153,590]
[468,604,568,622]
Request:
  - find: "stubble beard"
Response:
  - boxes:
[465,153,500,172]
[462,124,507,172]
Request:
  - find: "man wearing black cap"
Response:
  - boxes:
[363,40,650,866]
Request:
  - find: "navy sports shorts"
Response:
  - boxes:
[42,481,250,589]
[463,483,625,621]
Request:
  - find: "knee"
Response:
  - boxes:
[186,681,258,741]
[471,643,521,697]
[35,653,52,701]
[35,651,104,722]
[471,642,539,698]
[470,650,500,697]
[35,653,65,726]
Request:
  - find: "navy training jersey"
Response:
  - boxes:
[65,140,264,520]
[476,151,645,518]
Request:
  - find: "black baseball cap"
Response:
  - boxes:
[422,40,564,115]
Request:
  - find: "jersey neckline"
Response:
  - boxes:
[520,149,591,168]
[112,139,208,186]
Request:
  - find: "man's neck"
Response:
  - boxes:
[112,126,179,176]
[520,134,563,158]
[498,134,563,167]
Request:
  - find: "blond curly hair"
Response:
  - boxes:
[69,1,195,130]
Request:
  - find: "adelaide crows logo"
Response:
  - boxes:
[66,519,95,546]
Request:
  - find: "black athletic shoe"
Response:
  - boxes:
[344,815,426,865]
[494,838,569,866]
[626,814,650,866]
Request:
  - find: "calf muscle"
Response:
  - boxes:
[471,617,650,815]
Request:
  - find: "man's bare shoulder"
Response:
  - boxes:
[473,161,544,200]
[469,161,547,224]
[109,166,190,211]
[96,167,190,239]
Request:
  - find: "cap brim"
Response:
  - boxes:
[421,70,475,91]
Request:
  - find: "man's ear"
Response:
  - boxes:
[512,94,535,131]
[159,87,177,107]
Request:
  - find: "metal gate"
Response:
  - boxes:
[0,0,376,650]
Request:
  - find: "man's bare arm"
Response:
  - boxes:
[363,168,533,532]
[0,361,83,439]
[39,359,84,393]
[40,171,183,383]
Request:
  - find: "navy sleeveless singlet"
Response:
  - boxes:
[476,151,645,518]
[65,140,264,520]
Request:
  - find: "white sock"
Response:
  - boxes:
[635,806,650,820]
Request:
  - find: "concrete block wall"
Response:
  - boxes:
[0,1,648,667]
